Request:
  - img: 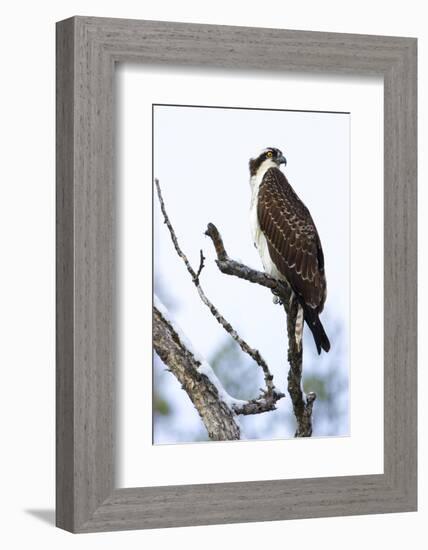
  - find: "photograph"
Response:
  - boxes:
[1,3,417,542]
[152,103,350,444]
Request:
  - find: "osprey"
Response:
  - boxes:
[249,147,330,354]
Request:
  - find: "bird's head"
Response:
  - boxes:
[249,147,287,177]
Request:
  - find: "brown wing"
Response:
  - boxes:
[258,167,327,312]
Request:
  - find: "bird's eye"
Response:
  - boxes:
[266,151,273,158]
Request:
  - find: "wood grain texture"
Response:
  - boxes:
[56,16,417,532]
[56,17,75,532]
[153,305,241,440]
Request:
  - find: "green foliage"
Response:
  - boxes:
[209,339,262,400]
[153,396,171,416]
[303,375,328,401]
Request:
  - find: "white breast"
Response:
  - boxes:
[249,160,284,281]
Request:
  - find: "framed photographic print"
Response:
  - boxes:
[56,16,417,532]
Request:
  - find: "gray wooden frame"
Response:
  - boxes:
[56,16,417,533]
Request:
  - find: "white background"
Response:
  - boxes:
[118,69,383,487]
[0,1,425,549]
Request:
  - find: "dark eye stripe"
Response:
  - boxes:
[249,148,283,176]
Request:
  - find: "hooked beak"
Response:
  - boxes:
[278,155,287,166]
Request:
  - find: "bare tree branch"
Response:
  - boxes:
[195,250,206,283]
[205,222,316,437]
[154,298,284,436]
[155,179,284,413]
[286,298,316,437]
[205,223,292,311]
[232,395,284,416]
[153,304,240,440]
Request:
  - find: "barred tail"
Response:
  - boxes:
[303,307,330,355]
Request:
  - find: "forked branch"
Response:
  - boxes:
[205,223,292,311]
[205,222,316,437]
[153,303,240,440]
[154,179,284,440]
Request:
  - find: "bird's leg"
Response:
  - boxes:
[288,292,294,311]
[271,278,291,306]
[287,293,303,352]
[295,304,304,353]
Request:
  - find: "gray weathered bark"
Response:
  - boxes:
[286,298,316,437]
[153,305,241,440]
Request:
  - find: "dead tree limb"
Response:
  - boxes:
[205,223,292,311]
[155,180,277,396]
[154,179,284,440]
[205,222,316,437]
[286,298,316,437]
[153,304,240,440]
[154,298,285,441]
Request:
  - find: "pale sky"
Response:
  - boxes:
[154,105,349,356]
